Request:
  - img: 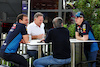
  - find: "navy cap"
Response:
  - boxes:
[75,12,84,18]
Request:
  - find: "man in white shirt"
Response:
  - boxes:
[27,12,45,59]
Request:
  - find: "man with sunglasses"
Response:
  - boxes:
[75,12,99,67]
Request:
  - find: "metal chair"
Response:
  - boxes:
[0,57,19,67]
[76,51,100,67]
[50,63,71,67]
[76,60,98,67]
[0,65,9,67]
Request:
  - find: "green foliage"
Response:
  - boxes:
[68,24,75,38]
[63,24,68,28]
[64,24,75,38]
[74,0,100,25]
[92,24,100,40]
[73,0,100,40]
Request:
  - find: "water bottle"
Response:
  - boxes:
[29,34,31,42]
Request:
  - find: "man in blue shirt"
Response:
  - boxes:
[33,17,71,67]
[75,12,99,67]
[0,14,29,67]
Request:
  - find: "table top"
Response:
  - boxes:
[27,40,46,45]
[70,39,100,43]
[27,39,100,45]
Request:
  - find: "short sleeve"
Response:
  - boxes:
[75,24,78,32]
[27,25,32,34]
[82,23,90,35]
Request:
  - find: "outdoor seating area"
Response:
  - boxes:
[0,0,100,67]
[0,33,100,67]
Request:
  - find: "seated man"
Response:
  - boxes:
[27,12,45,59]
[0,14,29,67]
[33,17,71,67]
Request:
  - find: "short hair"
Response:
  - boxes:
[16,14,27,22]
[52,17,63,28]
[34,12,43,18]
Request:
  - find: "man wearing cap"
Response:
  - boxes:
[75,12,99,67]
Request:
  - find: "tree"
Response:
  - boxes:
[73,0,100,40]
[74,0,100,25]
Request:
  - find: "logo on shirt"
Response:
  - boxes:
[77,25,83,33]
[3,43,7,46]
[10,24,16,32]
[83,24,86,33]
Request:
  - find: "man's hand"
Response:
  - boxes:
[82,35,88,41]
[40,39,45,43]
[31,34,45,39]
[75,32,88,41]
[19,39,25,44]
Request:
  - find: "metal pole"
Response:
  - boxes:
[28,0,31,23]
[38,45,42,58]
[58,0,62,17]
[63,0,66,24]
[71,43,75,67]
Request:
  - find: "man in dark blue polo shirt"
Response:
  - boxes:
[75,12,99,67]
[0,14,29,67]
[33,17,71,67]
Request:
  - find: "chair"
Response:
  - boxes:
[8,61,19,67]
[76,60,98,67]
[76,50,100,67]
[63,63,71,67]
[50,63,71,67]
[0,65,9,67]
[0,57,19,67]
[19,43,34,67]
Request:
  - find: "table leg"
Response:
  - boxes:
[38,45,42,58]
[71,43,75,67]
[80,42,84,67]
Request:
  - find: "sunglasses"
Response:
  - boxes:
[75,16,83,18]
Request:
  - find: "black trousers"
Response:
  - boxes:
[0,52,29,67]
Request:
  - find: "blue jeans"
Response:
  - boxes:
[84,50,98,67]
[33,55,71,67]
[27,50,38,59]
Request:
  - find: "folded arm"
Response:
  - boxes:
[75,32,88,41]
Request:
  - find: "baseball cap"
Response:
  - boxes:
[75,12,84,18]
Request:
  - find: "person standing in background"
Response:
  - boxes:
[27,12,45,59]
[75,11,99,67]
